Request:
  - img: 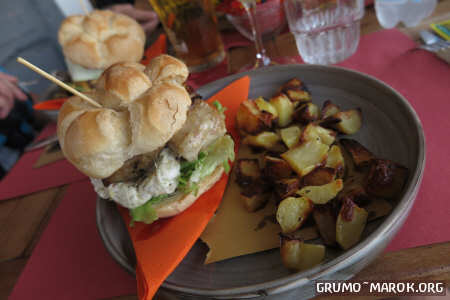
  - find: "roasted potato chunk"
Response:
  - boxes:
[275,178,301,199]
[276,196,313,233]
[281,140,329,177]
[336,198,368,250]
[326,145,345,178]
[255,97,279,117]
[241,192,269,212]
[243,131,281,150]
[331,109,362,135]
[280,237,325,271]
[279,78,312,106]
[302,167,336,186]
[367,159,408,199]
[301,123,336,146]
[236,159,260,187]
[313,204,337,246]
[270,93,294,127]
[236,100,273,135]
[295,102,319,124]
[340,139,374,168]
[321,100,340,119]
[339,185,371,207]
[264,156,293,180]
[280,125,302,149]
[297,179,343,204]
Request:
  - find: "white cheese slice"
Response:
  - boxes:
[65,58,103,82]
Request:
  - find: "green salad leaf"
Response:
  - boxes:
[213,100,226,118]
[129,194,169,226]
[189,135,235,184]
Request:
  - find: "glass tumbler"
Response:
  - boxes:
[149,0,226,72]
[284,0,365,65]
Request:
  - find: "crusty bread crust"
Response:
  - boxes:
[58,10,145,69]
[57,56,191,179]
[154,166,225,218]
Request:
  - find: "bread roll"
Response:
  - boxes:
[58,10,145,69]
[57,56,191,179]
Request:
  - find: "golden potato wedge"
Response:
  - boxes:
[241,192,269,212]
[275,178,301,199]
[340,139,375,168]
[243,131,281,150]
[326,145,345,178]
[269,93,294,127]
[336,198,368,250]
[321,100,340,119]
[279,78,312,106]
[236,100,273,135]
[280,237,325,271]
[236,159,260,187]
[255,97,279,118]
[302,167,336,186]
[297,179,343,204]
[295,102,320,124]
[301,123,336,146]
[276,196,314,233]
[281,140,329,177]
[313,204,337,246]
[367,159,409,199]
[331,109,362,135]
[280,125,302,149]
[263,156,293,180]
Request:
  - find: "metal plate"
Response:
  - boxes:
[96,65,425,299]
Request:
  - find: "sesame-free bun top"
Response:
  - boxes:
[58,10,146,69]
[57,55,191,179]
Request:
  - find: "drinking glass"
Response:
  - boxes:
[284,0,365,65]
[149,0,226,72]
[235,0,283,69]
[226,0,286,69]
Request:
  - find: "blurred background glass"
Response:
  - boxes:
[226,0,286,69]
[284,0,365,65]
[149,0,226,72]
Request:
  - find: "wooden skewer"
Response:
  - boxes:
[16,57,101,108]
[79,0,89,15]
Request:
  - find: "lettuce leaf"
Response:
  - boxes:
[189,135,235,185]
[213,100,226,119]
[129,194,169,226]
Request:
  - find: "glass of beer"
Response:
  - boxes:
[149,0,226,72]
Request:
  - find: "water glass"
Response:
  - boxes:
[284,0,365,65]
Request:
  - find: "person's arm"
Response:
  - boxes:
[0,72,27,119]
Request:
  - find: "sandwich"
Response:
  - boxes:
[58,10,146,82]
[57,55,234,225]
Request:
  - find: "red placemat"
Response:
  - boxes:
[8,29,450,299]
[338,29,450,252]
[0,123,86,201]
[9,180,136,300]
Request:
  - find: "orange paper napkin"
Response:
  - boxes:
[118,76,250,300]
[141,34,167,66]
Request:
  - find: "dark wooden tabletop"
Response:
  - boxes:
[1,1,450,299]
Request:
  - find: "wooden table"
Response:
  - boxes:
[1,2,450,299]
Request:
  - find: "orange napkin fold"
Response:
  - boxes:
[118,76,250,300]
[141,34,167,66]
[33,98,67,110]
